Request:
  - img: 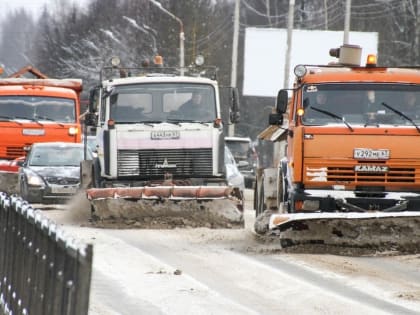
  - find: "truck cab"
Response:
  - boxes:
[256,45,420,215]
[85,63,240,189]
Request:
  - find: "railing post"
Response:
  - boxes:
[0,194,93,315]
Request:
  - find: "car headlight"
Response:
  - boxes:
[26,171,44,186]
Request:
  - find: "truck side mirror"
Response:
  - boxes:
[85,112,97,126]
[275,89,288,114]
[269,113,284,125]
[229,87,240,123]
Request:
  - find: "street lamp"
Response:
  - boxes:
[150,0,185,74]
[122,16,158,54]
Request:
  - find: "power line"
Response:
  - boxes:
[241,0,288,19]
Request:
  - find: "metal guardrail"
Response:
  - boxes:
[0,193,93,315]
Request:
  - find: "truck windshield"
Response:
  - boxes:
[109,83,217,123]
[301,84,420,126]
[0,96,76,123]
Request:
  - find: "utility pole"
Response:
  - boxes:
[343,0,351,44]
[283,0,295,89]
[266,0,272,27]
[415,0,420,64]
[229,0,240,137]
[150,1,184,74]
[323,0,328,30]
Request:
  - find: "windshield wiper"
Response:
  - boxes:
[381,102,420,133]
[115,120,171,127]
[142,120,181,126]
[15,116,44,126]
[0,115,22,124]
[35,115,64,127]
[167,118,196,123]
[161,119,181,125]
[310,106,354,132]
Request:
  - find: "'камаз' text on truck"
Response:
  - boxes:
[254,45,420,251]
[81,57,244,228]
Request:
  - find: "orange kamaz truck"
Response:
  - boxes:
[0,66,82,193]
[254,45,420,252]
[0,66,82,159]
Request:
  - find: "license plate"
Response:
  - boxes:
[151,130,180,140]
[51,185,77,194]
[354,148,390,160]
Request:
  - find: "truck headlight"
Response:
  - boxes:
[68,127,79,135]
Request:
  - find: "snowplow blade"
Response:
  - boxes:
[255,211,420,253]
[86,186,244,228]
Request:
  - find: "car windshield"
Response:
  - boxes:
[29,146,86,166]
[301,83,420,126]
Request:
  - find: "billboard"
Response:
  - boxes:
[243,28,378,97]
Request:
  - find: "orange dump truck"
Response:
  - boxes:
[254,45,420,252]
[0,66,82,193]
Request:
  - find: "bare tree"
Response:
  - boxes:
[0,9,36,74]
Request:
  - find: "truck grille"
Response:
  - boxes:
[315,166,417,183]
[6,146,25,159]
[117,148,213,177]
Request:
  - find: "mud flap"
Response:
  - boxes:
[255,211,420,253]
[86,186,244,229]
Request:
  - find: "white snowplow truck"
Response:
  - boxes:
[81,59,243,228]
[254,45,420,253]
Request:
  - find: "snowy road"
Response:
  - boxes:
[41,190,420,315]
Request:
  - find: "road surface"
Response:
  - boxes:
[39,190,420,315]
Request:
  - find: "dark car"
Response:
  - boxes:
[225,137,259,188]
[18,142,93,204]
